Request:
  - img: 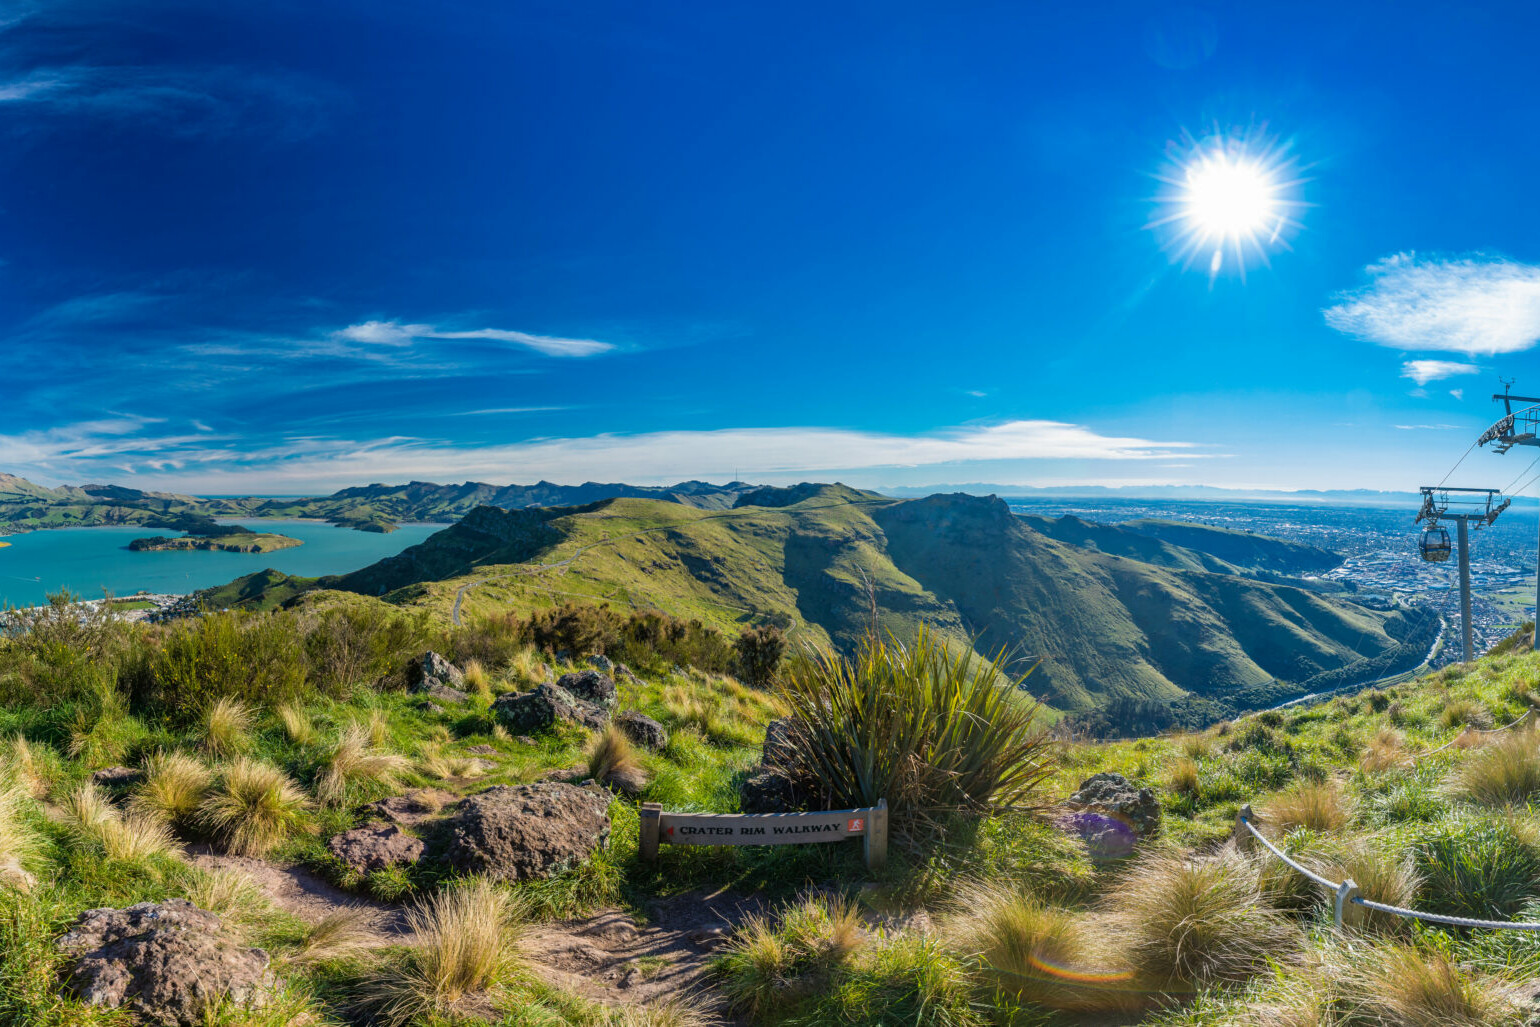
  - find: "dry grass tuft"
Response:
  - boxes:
[1447,726,1540,806]
[276,703,317,746]
[462,660,493,700]
[62,782,180,863]
[1100,848,1295,988]
[0,778,41,874]
[201,696,254,757]
[293,909,379,963]
[4,736,50,799]
[587,725,647,793]
[1335,940,1529,1025]
[374,878,526,1025]
[1360,727,1407,772]
[713,894,866,1018]
[1262,779,1352,833]
[606,1001,723,1027]
[182,867,274,933]
[130,750,213,826]
[419,746,487,781]
[199,757,311,856]
[1310,838,1420,934]
[945,883,1138,1013]
[1166,757,1200,796]
[317,722,409,807]
[366,708,390,748]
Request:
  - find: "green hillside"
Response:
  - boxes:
[206,486,1427,720]
[1120,517,1343,575]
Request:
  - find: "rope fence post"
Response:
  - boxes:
[1334,878,1361,930]
[1233,804,1254,853]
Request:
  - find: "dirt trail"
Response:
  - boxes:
[191,844,758,1013]
[187,847,416,947]
[522,889,764,1011]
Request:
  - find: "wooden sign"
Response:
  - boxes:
[639,799,888,871]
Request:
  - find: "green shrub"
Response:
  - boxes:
[733,625,786,687]
[303,603,434,692]
[125,611,307,723]
[776,627,1054,843]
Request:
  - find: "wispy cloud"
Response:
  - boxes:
[0,64,335,139]
[1401,359,1479,385]
[2,419,1207,492]
[336,320,615,358]
[1324,253,1540,356]
[1393,423,1463,431]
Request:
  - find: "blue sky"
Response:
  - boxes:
[4,1,1540,495]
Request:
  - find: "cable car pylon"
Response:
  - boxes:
[1415,486,1510,664]
[1479,382,1540,653]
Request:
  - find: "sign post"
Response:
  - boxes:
[639,799,888,871]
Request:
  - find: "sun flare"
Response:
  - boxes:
[1151,134,1302,280]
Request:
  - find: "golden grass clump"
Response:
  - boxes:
[462,659,493,700]
[1360,727,1407,772]
[587,725,647,793]
[181,866,275,933]
[317,722,409,807]
[1447,726,1540,806]
[201,696,253,757]
[130,750,213,825]
[419,746,487,781]
[1440,698,1494,731]
[1099,848,1295,988]
[276,703,317,746]
[293,909,379,963]
[374,878,526,1025]
[605,1001,723,1027]
[714,895,865,1018]
[367,708,390,748]
[1175,733,1213,760]
[3,736,50,799]
[0,778,41,879]
[1310,838,1420,934]
[1262,779,1352,833]
[1334,941,1529,1026]
[1166,757,1200,796]
[945,883,1137,1013]
[199,757,311,856]
[62,782,180,863]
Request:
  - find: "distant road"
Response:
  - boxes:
[1266,612,1447,712]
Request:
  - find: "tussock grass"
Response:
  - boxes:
[1447,726,1540,806]
[293,909,378,963]
[1336,941,1529,1025]
[199,757,311,856]
[182,866,266,922]
[419,745,487,781]
[316,722,409,807]
[777,627,1054,842]
[366,708,390,748]
[275,702,316,745]
[1317,838,1420,933]
[374,878,526,1025]
[1167,757,1200,796]
[1415,815,1540,920]
[1360,727,1408,772]
[606,1001,723,1027]
[587,725,647,793]
[945,883,1137,1013]
[1100,849,1294,988]
[1262,779,1352,833]
[462,659,493,700]
[201,696,253,757]
[61,782,179,864]
[0,778,40,877]
[1440,698,1494,730]
[713,895,866,1018]
[129,750,212,826]
[3,736,50,799]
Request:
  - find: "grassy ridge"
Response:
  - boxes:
[220,487,1420,719]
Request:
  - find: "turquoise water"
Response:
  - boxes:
[0,519,446,607]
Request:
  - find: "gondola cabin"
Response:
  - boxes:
[1418,524,1452,563]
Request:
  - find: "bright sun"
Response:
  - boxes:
[1151,135,1301,279]
[1182,154,1277,240]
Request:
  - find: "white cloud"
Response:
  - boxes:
[1324,253,1540,356]
[1450,389,1464,401]
[1401,359,1479,385]
[1,419,1205,491]
[1393,423,1462,431]
[336,320,614,358]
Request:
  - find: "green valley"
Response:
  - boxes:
[197,484,1434,723]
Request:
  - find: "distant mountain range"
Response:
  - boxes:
[193,484,1435,720]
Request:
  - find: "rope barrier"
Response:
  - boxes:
[1235,810,1540,931]
[1420,707,1531,758]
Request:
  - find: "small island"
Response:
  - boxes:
[128,532,303,553]
[127,513,303,554]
